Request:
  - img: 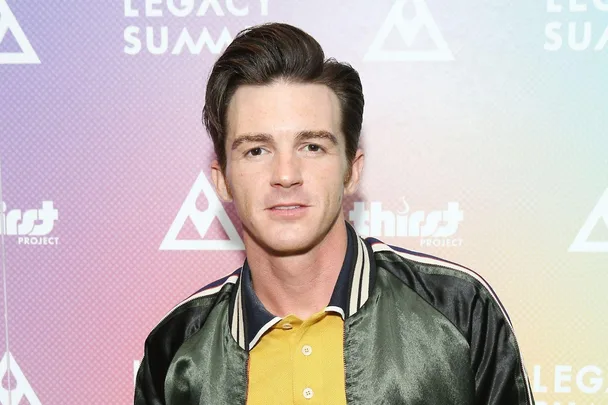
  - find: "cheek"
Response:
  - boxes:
[313,168,347,200]
[229,167,264,209]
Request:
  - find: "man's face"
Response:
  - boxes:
[212,81,363,255]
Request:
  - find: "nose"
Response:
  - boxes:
[270,151,303,188]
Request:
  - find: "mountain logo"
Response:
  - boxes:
[365,0,454,62]
[160,171,244,251]
[0,0,40,64]
[0,352,41,405]
[569,188,608,253]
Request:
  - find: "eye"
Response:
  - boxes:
[246,147,266,157]
[304,144,323,153]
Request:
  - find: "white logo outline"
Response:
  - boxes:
[365,0,454,62]
[0,0,40,64]
[569,188,608,253]
[1,201,58,236]
[0,352,42,405]
[349,200,463,238]
[160,171,244,251]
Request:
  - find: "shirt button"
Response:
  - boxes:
[303,387,314,399]
[301,345,312,356]
[282,323,293,330]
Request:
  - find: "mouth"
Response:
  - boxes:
[271,205,304,210]
[267,201,310,213]
[266,204,310,219]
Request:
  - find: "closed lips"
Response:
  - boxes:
[268,204,308,210]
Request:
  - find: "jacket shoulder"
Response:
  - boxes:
[135,268,241,402]
[152,267,241,337]
[141,267,241,360]
[368,239,514,339]
[366,239,534,404]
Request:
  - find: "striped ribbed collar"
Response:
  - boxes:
[229,222,376,351]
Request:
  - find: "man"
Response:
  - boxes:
[135,23,535,404]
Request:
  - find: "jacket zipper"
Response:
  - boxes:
[244,355,250,405]
[343,320,348,404]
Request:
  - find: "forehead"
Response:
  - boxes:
[226,81,342,141]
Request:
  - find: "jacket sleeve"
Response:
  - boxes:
[134,299,210,404]
[469,289,535,404]
[134,352,166,405]
[134,314,186,405]
[134,356,165,405]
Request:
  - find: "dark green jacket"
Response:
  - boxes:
[135,226,534,404]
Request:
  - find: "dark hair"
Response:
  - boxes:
[202,22,364,174]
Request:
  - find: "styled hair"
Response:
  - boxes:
[202,22,364,174]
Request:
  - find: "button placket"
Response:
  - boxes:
[293,325,318,403]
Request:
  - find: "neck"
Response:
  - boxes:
[244,217,348,320]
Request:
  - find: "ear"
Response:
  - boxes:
[211,160,233,202]
[344,149,364,196]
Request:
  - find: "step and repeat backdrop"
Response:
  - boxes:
[1,0,607,404]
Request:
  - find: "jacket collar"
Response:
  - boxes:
[229,222,376,351]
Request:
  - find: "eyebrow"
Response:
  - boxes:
[295,130,338,145]
[231,133,272,150]
[231,130,338,150]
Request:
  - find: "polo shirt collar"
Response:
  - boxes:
[229,222,376,351]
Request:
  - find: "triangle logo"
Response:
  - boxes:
[0,0,40,64]
[364,0,454,62]
[0,352,42,405]
[569,188,608,253]
[160,171,244,251]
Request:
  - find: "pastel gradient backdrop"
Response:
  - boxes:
[0,0,606,404]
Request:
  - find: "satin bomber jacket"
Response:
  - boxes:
[135,225,535,404]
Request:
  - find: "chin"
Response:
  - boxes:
[247,228,317,257]
[265,234,316,256]
[244,216,336,256]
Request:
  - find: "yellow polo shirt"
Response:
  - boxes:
[247,310,347,404]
